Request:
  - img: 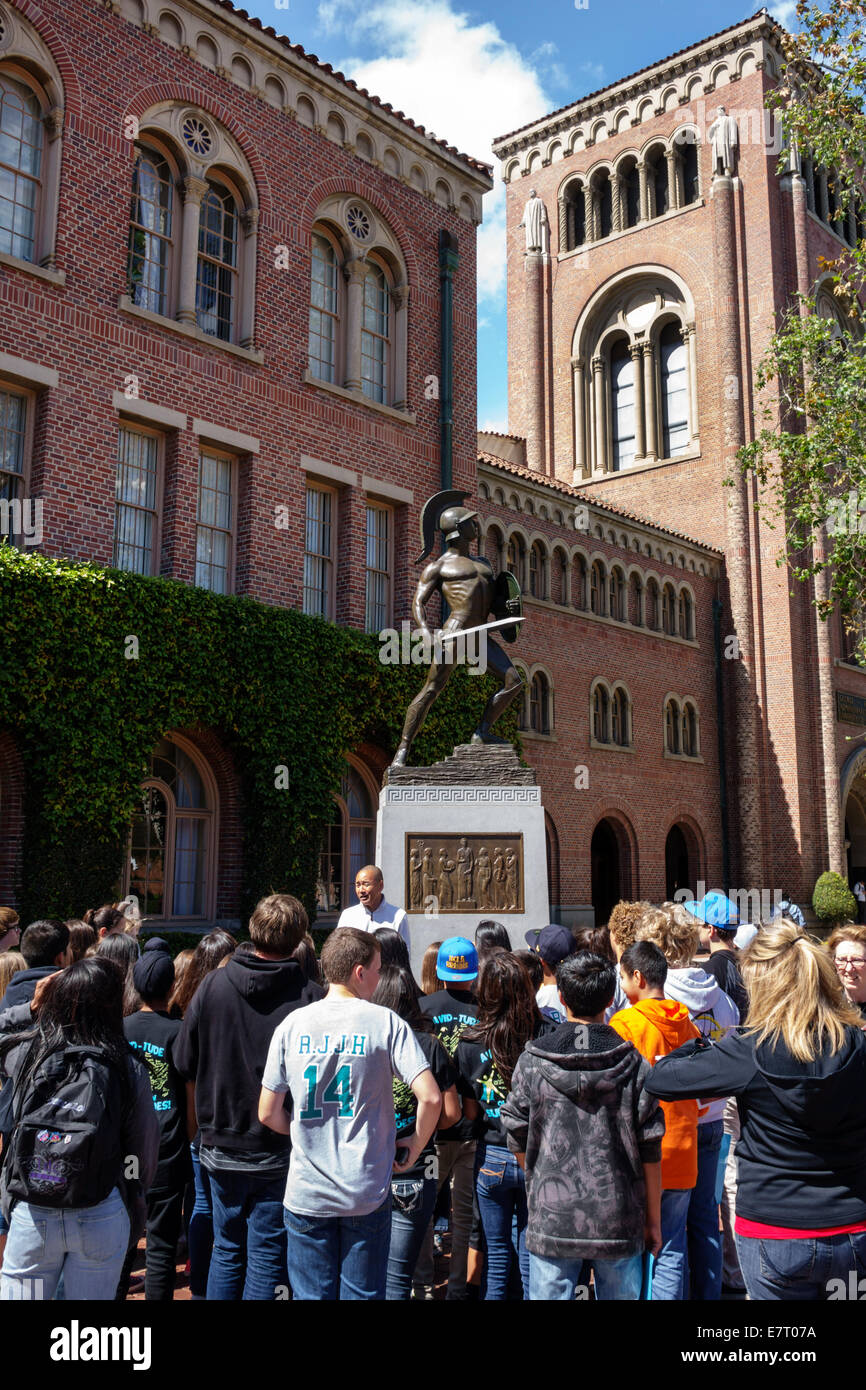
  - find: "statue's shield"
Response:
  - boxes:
[491,570,523,643]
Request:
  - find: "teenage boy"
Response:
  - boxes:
[174,894,323,1301]
[260,927,440,1300]
[526,924,577,1022]
[418,936,479,1299]
[610,940,699,1301]
[0,920,71,1009]
[123,939,190,1301]
[502,951,664,1301]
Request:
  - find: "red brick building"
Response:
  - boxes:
[485,9,866,924]
[0,0,491,925]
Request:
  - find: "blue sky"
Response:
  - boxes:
[242,0,799,428]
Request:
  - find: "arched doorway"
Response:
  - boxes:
[591,819,622,927]
[841,748,866,913]
[665,824,690,900]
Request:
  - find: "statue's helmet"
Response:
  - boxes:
[439,505,479,543]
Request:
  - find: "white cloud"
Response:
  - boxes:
[315,0,554,307]
[479,417,510,435]
[769,1,799,29]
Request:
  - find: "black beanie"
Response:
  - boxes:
[133,937,175,999]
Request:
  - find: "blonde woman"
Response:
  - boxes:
[646,920,866,1300]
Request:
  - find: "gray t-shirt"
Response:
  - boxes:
[262,995,430,1218]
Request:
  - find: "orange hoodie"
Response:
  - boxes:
[610,998,700,1190]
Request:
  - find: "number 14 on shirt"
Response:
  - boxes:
[299,1062,355,1119]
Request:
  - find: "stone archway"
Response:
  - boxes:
[841,747,866,902]
[591,814,634,926]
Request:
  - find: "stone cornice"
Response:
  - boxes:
[120,0,492,211]
[492,13,781,161]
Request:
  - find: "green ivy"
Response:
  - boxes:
[0,547,518,923]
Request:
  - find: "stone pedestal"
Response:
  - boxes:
[377,744,550,976]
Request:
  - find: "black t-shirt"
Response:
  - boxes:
[457,1021,555,1147]
[394,1029,457,1177]
[124,1009,190,1186]
[419,988,479,1142]
[702,951,749,1023]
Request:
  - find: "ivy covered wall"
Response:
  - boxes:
[0,549,516,922]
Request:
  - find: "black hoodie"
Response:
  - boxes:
[173,954,324,1158]
[501,1022,664,1260]
[646,1027,866,1229]
[0,965,60,1012]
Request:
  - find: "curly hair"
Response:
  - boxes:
[636,902,700,969]
[607,901,654,958]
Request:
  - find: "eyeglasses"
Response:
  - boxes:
[834,957,866,970]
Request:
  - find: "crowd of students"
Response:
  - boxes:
[1,887,866,1302]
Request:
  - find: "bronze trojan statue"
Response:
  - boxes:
[390,490,524,767]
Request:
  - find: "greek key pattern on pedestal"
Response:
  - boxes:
[384,786,541,804]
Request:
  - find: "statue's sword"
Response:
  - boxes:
[435,614,525,644]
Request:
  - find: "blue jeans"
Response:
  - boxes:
[736,1230,866,1301]
[284,1197,391,1300]
[189,1144,213,1298]
[206,1166,288,1301]
[653,1187,692,1300]
[688,1119,723,1300]
[530,1251,642,1300]
[386,1172,437,1300]
[0,1187,129,1300]
[475,1143,529,1300]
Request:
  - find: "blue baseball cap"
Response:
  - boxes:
[437,936,478,981]
[681,891,739,927]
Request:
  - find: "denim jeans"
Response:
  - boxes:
[284,1196,391,1300]
[206,1166,288,1301]
[652,1187,692,1300]
[529,1251,641,1301]
[386,1172,437,1300]
[687,1119,723,1300]
[189,1144,213,1298]
[736,1230,866,1301]
[0,1186,130,1301]
[475,1142,529,1300]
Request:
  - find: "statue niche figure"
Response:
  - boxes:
[391,489,524,767]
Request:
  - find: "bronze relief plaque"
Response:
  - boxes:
[405,833,524,914]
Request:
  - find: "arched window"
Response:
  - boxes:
[629,573,643,626]
[530,672,552,734]
[552,549,567,605]
[660,322,690,456]
[308,231,340,383]
[529,542,547,599]
[0,72,44,262]
[678,588,693,639]
[680,132,700,205]
[573,554,587,609]
[595,172,612,239]
[612,687,630,746]
[662,583,677,635]
[515,665,530,730]
[127,735,215,920]
[590,560,606,615]
[610,339,636,470]
[486,526,504,575]
[646,578,660,630]
[316,761,377,916]
[593,684,610,742]
[569,184,586,248]
[648,148,668,217]
[507,535,526,588]
[622,159,640,228]
[681,702,698,757]
[609,566,625,621]
[196,179,239,342]
[361,260,391,404]
[127,146,175,318]
[665,699,680,754]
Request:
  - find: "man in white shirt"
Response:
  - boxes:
[336,865,409,944]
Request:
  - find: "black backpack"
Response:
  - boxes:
[3,1045,129,1209]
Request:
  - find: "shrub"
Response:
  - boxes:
[812,871,857,925]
